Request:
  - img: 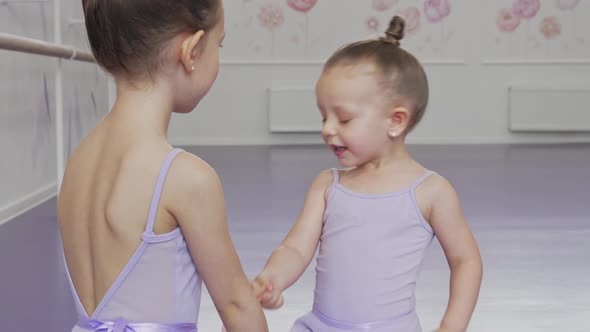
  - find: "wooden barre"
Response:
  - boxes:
[0,32,95,63]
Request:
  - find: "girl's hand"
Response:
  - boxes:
[252,274,284,309]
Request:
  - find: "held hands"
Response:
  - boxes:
[222,274,283,331]
[221,273,283,332]
[251,273,284,310]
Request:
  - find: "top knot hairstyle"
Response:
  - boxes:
[82,0,221,79]
[381,15,404,46]
[324,15,429,133]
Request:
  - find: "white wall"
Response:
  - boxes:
[0,0,109,223]
[170,0,590,145]
[2,0,589,221]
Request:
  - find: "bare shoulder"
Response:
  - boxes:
[420,173,457,197]
[415,172,461,223]
[61,142,90,181]
[57,141,99,214]
[163,151,227,232]
[314,169,335,187]
[311,169,335,200]
[167,151,222,197]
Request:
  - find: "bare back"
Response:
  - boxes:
[57,114,178,317]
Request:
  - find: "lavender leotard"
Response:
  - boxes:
[64,149,202,332]
[292,168,436,332]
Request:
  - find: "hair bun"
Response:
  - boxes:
[382,15,405,46]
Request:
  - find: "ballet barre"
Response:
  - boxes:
[0,32,95,63]
[0,0,49,4]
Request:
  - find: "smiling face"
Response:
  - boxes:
[316,63,395,167]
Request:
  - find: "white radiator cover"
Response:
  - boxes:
[508,86,590,132]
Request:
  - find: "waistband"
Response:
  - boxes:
[312,306,414,331]
[77,318,197,332]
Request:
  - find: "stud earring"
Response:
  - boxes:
[388,131,397,138]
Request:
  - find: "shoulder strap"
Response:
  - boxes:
[330,168,340,187]
[410,171,437,191]
[144,148,183,234]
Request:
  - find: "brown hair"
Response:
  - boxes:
[82,0,221,79]
[324,16,429,133]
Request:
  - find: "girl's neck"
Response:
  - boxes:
[358,140,415,173]
[109,78,174,141]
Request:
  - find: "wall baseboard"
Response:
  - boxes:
[482,59,590,66]
[0,182,57,226]
[170,136,590,147]
[219,59,466,66]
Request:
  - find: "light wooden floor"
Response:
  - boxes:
[1,144,588,331]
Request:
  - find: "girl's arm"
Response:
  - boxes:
[424,176,483,332]
[169,154,268,332]
[254,170,332,300]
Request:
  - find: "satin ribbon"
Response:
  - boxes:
[312,306,410,331]
[77,318,197,332]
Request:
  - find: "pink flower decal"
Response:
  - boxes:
[496,8,521,33]
[512,0,541,19]
[540,16,561,39]
[258,3,285,31]
[366,16,380,32]
[371,0,399,12]
[424,0,451,23]
[287,0,318,14]
[556,0,580,10]
[396,7,421,36]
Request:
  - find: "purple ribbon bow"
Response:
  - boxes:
[77,318,197,332]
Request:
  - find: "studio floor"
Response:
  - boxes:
[1,144,588,331]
